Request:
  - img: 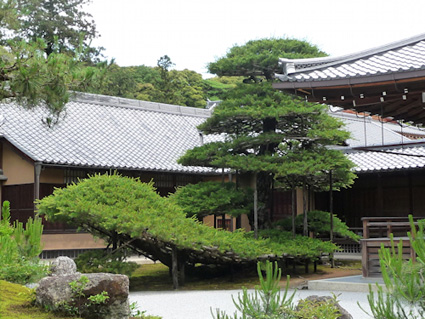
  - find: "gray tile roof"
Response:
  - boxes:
[0,93,217,174]
[3,92,425,175]
[330,110,425,147]
[346,145,425,173]
[278,33,425,82]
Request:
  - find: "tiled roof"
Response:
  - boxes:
[330,110,425,147]
[0,93,217,174]
[346,145,425,173]
[278,33,425,82]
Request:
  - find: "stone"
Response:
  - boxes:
[36,272,130,319]
[49,256,78,276]
[296,295,352,319]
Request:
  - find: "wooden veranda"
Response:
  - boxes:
[361,216,423,277]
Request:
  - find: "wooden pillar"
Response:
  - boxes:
[408,172,414,214]
[376,174,383,216]
[253,172,258,239]
[34,162,42,214]
[329,171,335,268]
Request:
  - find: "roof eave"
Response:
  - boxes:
[273,69,425,89]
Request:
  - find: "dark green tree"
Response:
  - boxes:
[10,0,102,61]
[208,38,326,80]
[179,38,355,234]
[0,2,103,122]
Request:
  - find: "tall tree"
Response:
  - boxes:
[0,2,102,121]
[179,38,355,232]
[9,0,102,61]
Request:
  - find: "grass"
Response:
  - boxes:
[0,280,70,319]
[129,260,362,291]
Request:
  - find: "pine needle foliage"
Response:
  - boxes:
[37,174,338,265]
[169,181,252,219]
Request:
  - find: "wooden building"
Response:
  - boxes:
[275,33,425,229]
[0,93,235,256]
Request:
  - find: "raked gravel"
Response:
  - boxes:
[130,289,371,319]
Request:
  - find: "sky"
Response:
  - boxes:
[86,0,425,78]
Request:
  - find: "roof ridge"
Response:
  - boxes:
[279,33,425,74]
[71,92,212,118]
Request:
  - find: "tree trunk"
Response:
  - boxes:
[253,172,258,239]
[292,188,296,238]
[172,247,179,289]
[303,183,308,237]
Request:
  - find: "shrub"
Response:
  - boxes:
[75,250,138,276]
[0,201,47,284]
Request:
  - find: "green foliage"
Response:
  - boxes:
[284,294,341,319]
[6,0,102,60]
[92,61,207,107]
[203,76,241,101]
[169,181,252,219]
[273,210,361,241]
[74,249,138,276]
[0,38,102,123]
[0,1,104,119]
[37,174,331,265]
[130,302,162,319]
[57,275,109,317]
[208,38,326,80]
[213,261,295,319]
[364,215,425,318]
[0,201,47,284]
[179,81,356,229]
[258,230,338,259]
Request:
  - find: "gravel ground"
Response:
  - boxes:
[130,289,371,319]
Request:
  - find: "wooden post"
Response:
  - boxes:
[303,183,308,237]
[253,172,258,239]
[291,188,296,238]
[329,170,335,268]
[172,246,179,290]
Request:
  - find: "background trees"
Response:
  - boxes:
[10,0,102,61]
[0,0,103,120]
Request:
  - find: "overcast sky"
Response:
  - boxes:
[86,0,425,77]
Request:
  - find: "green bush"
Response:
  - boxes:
[273,210,361,241]
[0,201,47,284]
[75,250,138,276]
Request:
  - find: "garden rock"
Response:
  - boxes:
[49,256,78,276]
[36,267,130,319]
[296,295,352,319]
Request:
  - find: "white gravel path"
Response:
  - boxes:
[130,289,372,319]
